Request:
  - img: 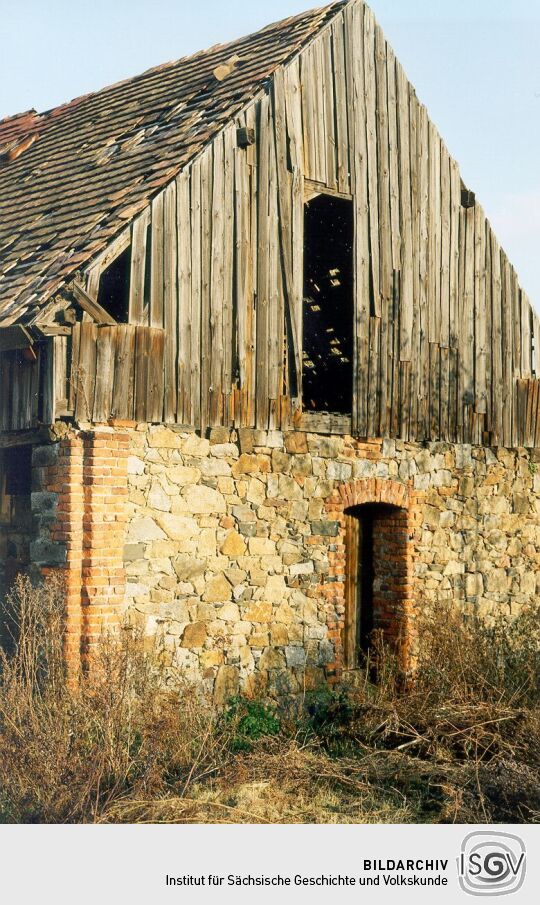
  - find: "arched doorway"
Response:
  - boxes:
[344,502,410,668]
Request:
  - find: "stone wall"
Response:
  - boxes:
[3,423,538,697]
[121,425,540,701]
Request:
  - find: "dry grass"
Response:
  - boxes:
[0,575,539,824]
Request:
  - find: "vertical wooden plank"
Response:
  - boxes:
[367,316,381,437]
[129,208,150,325]
[428,125,441,342]
[474,204,487,415]
[255,95,271,429]
[532,312,540,377]
[112,326,136,420]
[396,62,413,363]
[449,159,460,356]
[150,191,164,328]
[200,147,213,432]
[163,180,178,422]
[233,132,251,418]
[222,125,235,415]
[210,135,225,425]
[147,328,165,423]
[189,160,202,429]
[300,44,315,181]
[273,67,298,393]
[53,335,68,412]
[364,6,380,315]
[313,35,328,185]
[345,0,369,436]
[134,326,150,422]
[440,145,451,349]
[93,327,115,422]
[490,231,503,444]
[428,344,440,440]
[501,253,513,446]
[331,15,350,195]
[69,322,81,415]
[322,27,337,191]
[75,323,97,423]
[417,105,429,439]
[285,58,305,407]
[386,47,401,274]
[461,207,475,440]
[176,169,192,424]
[246,103,258,428]
[521,292,532,378]
[375,25,392,308]
[408,89,420,438]
[267,105,282,426]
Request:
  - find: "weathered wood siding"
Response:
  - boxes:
[77,0,538,446]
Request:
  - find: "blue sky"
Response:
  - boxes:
[1,0,539,305]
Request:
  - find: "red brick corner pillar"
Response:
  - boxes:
[80,429,129,658]
[37,428,129,683]
[322,478,415,681]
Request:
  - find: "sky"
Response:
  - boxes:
[1,0,539,306]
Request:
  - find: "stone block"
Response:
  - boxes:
[181,485,226,514]
[29,538,66,566]
[245,602,273,622]
[285,646,306,668]
[284,432,308,454]
[220,530,247,557]
[148,427,184,449]
[126,517,167,543]
[214,665,240,705]
[172,555,207,581]
[155,514,198,541]
[311,520,340,537]
[123,544,146,562]
[203,574,232,603]
[181,622,207,648]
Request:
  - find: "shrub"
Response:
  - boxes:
[223,696,281,751]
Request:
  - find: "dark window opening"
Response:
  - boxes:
[302,194,354,414]
[97,247,131,323]
[345,503,408,669]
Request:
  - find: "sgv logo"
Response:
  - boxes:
[458,832,526,897]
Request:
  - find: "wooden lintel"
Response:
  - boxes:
[304,179,353,203]
[70,281,117,326]
[0,427,53,449]
[0,324,34,353]
[37,325,72,336]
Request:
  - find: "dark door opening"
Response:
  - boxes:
[302,193,354,414]
[344,503,409,668]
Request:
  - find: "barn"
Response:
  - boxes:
[1,0,539,699]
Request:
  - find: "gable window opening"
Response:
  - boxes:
[96,246,132,323]
[302,193,354,415]
[344,503,409,672]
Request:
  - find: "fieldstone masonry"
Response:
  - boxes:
[20,423,540,697]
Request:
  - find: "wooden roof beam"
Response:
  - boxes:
[70,280,117,325]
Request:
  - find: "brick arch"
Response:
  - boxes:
[329,477,411,513]
[322,478,415,679]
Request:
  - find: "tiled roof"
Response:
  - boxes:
[0,2,341,326]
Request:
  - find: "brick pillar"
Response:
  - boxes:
[34,428,129,681]
[37,435,84,682]
[80,430,129,656]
